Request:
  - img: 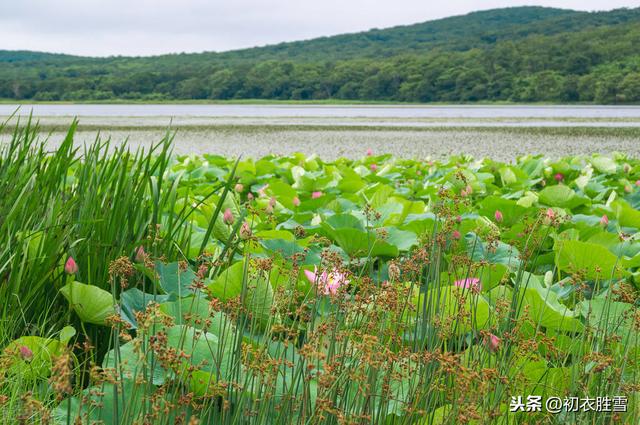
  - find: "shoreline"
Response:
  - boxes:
[2,99,640,107]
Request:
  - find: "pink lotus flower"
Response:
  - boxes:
[366,148,373,156]
[223,208,234,225]
[239,222,252,240]
[65,256,78,274]
[292,196,300,207]
[19,345,33,361]
[257,184,269,198]
[452,230,461,240]
[484,333,501,352]
[311,191,323,199]
[135,246,146,263]
[454,277,481,293]
[546,208,555,220]
[554,173,564,182]
[600,214,609,226]
[234,183,244,193]
[370,163,378,171]
[304,266,350,296]
[494,210,503,223]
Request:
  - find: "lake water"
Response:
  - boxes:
[2,104,640,159]
[3,104,640,119]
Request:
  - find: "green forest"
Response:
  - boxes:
[2,6,640,103]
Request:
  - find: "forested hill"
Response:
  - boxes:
[2,6,640,103]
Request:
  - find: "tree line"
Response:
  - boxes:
[1,10,639,103]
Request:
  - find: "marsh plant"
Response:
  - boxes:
[0,121,639,424]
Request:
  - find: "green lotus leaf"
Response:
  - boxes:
[517,286,583,332]
[612,199,640,229]
[577,298,638,345]
[415,286,491,335]
[554,240,625,280]
[103,339,168,385]
[538,185,585,209]
[590,156,617,174]
[60,281,115,326]
[383,227,418,251]
[207,260,275,329]
[160,296,235,336]
[479,196,528,227]
[120,288,174,329]
[466,233,522,270]
[155,261,197,297]
[53,379,148,424]
[3,336,66,380]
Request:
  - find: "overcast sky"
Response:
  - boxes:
[0,1,637,57]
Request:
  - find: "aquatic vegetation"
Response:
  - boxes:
[0,121,639,424]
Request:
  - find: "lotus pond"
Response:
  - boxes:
[1,121,639,424]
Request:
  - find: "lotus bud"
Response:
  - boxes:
[223,208,234,225]
[370,163,378,171]
[485,333,501,352]
[636,180,640,187]
[135,245,146,263]
[234,183,244,193]
[247,192,254,201]
[366,148,373,156]
[623,163,631,174]
[311,191,322,199]
[292,196,300,207]
[65,256,78,274]
[554,173,564,182]
[239,222,252,240]
[624,185,632,193]
[19,345,33,361]
[269,196,277,208]
[265,204,274,215]
[456,215,462,223]
[494,210,503,223]
[600,214,609,226]
[452,230,461,240]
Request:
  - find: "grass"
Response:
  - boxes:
[0,121,638,424]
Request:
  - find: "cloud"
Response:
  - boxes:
[0,0,636,56]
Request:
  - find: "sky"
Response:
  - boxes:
[0,1,637,57]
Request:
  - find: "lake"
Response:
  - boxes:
[2,104,640,160]
[3,104,640,119]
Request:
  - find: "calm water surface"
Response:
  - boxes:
[3,104,640,119]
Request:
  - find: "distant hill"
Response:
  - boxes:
[1,6,640,103]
